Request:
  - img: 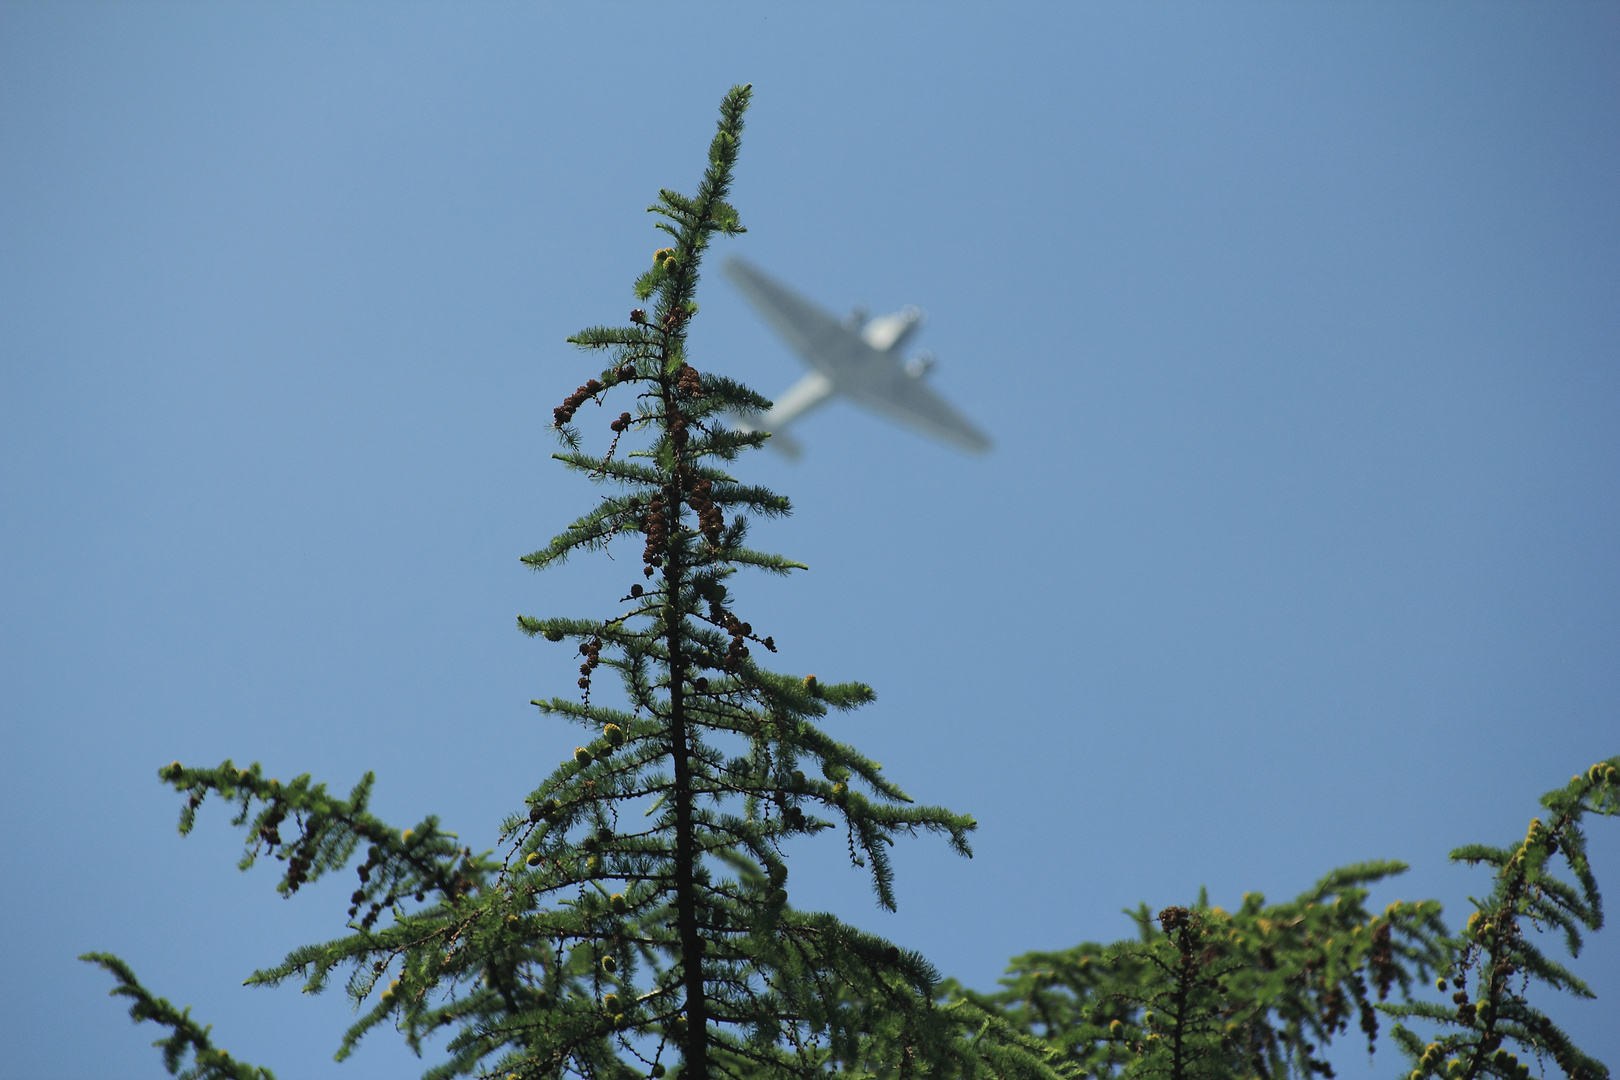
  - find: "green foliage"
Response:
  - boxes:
[78,952,275,1080]
[1384,759,1620,1080]
[497,78,995,1080]
[944,768,1616,1080]
[950,863,1447,1080]
[79,85,1616,1080]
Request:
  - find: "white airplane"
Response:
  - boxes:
[722,257,991,458]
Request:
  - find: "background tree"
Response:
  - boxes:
[942,763,1617,1080]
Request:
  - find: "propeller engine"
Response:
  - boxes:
[903,350,936,379]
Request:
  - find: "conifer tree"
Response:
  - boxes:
[82,84,1065,1080]
[1384,761,1619,1080]
[949,761,1617,1080]
[950,863,1450,1080]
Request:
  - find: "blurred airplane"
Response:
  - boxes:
[722,257,991,458]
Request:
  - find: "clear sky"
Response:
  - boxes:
[2,4,1617,1078]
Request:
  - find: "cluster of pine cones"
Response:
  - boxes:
[667,366,704,449]
[675,363,703,397]
[718,611,751,672]
[637,494,668,570]
[552,378,603,427]
[1367,920,1396,999]
[346,845,384,922]
[689,477,723,545]
[257,803,285,848]
[577,636,603,691]
[283,840,317,893]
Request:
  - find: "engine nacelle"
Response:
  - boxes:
[903,351,936,379]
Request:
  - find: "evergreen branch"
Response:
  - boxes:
[157,759,483,935]
[519,499,639,570]
[708,483,791,516]
[689,373,773,415]
[79,953,275,1080]
[567,325,662,350]
[551,451,667,486]
[1383,759,1617,1080]
[724,548,809,574]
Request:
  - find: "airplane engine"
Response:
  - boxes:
[903,351,936,379]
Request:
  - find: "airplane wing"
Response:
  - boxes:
[724,256,992,454]
[764,370,836,428]
[842,370,992,453]
[732,370,833,460]
[722,258,852,379]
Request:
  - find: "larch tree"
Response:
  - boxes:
[82,84,1062,1080]
[949,761,1619,1080]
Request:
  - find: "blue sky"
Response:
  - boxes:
[2,4,1617,1077]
